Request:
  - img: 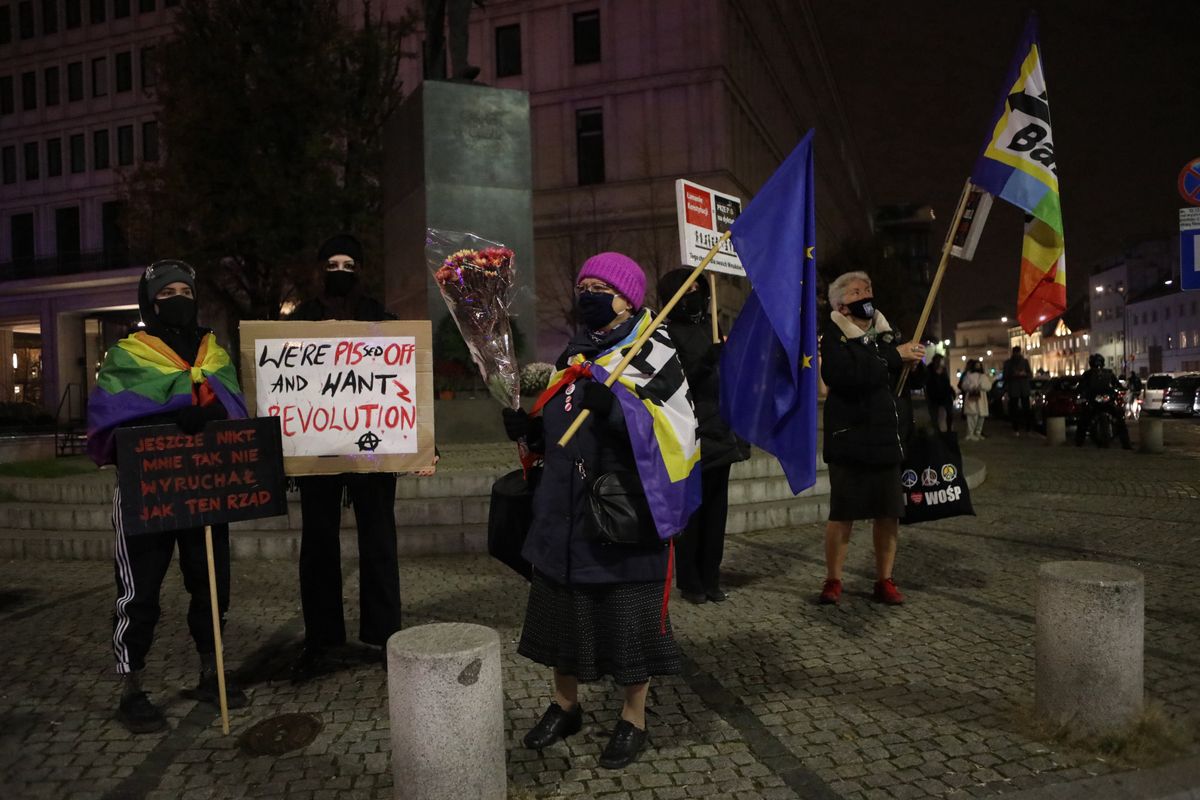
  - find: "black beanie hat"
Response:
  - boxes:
[317,234,363,265]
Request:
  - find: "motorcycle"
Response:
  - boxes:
[1083,393,1122,447]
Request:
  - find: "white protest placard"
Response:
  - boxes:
[239,320,434,475]
[675,179,745,277]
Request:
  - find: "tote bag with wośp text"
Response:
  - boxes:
[899,430,974,525]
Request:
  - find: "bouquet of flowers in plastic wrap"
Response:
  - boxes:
[426,229,520,409]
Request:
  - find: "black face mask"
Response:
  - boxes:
[324,270,358,298]
[680,291,707,319]
[577,291,619,330]
[155,296,196,329]
[845,297,875,320]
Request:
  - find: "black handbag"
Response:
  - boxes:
[487,467,541,580]
[583,470,663,546]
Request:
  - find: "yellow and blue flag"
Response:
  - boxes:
[719,131,819,494]
[970,13,1066,333]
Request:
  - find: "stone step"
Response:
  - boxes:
[0,524,490,561]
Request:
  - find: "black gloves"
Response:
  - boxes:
[502,408,529,442]
[177,403,227,435]
[578,381,614,416]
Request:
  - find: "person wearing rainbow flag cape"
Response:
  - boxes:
[501,253,701,769]
[87,260,249,734]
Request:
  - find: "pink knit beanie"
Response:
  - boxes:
[576,252,646,309]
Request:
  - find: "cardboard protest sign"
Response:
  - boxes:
[239,320,435,475]
[675,179,745,277]
[115,417,288,536]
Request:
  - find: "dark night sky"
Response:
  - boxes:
[810,1,1200,334]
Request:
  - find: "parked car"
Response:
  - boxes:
[1041,377,1083,426]
[1142,373,1175,416]
[1162,375,1200,416]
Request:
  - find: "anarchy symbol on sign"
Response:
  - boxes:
[356,431,382,452]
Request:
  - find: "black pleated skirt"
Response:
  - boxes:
[517,572,681,685]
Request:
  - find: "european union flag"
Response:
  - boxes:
[719,131,818,494]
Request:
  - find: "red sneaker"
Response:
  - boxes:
[818,578,843,604]
[873,578,905,605]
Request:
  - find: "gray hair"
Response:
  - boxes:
[828,271,872,307]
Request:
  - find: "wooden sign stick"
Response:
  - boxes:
[708,272,720,344]
[558,230,732,447]
[203,525,231,735]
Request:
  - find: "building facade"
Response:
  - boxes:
[2,0,873,410]
[947,307,1010,379]
[0,0,176,414]
[394,0,874,357]
[1126,287,1200,375]
[1086,239,1176,373]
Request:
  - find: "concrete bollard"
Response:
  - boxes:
[387,623,505,800]
[1036,561,1144,734]
[1138,416,1163,453]
[1044,416,1066,445]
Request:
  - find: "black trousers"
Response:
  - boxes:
[111,486,230,675]
[675,464,732,595]
[1009,394,1032,431]
[298,473,401,647]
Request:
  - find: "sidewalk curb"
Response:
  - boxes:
[1001,755,1200,799]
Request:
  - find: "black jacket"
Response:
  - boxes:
[656,269,749,470]
[290,284,393,323]
[819,314,906,466]
[1078,367,1122,397]
[522,319,671,585]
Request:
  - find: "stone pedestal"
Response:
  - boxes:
[1044,416,1066,445]
[387,623,505,800]
[382,81,535,361]
[1138,416,1163,453]
[1035,561,1143,734]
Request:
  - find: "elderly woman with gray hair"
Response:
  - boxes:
[818,271,925,606]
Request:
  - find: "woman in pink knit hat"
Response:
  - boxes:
[501,252,696,769]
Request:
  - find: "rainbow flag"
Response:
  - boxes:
[87,332,247,466]
[552,309,702,539]
[970,13,1065,333]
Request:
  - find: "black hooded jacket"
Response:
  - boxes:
[655,269,749,470]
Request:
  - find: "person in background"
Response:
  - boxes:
[925,353,955,433]
[818,271,925,607]
[656,268,750,605]
[1075,353,1132,449]
[960,359,993,441]
[501,252,697,769]
[87,260,250,733]
[288,234,404,681]
[1002,346,1034,436]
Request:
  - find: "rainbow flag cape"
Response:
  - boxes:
[87,331,247,465]
[551,310,702,539]
[970,13,1066,334]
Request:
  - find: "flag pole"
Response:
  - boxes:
[708,272,720,344]
[558,230,732,448]
[896,178,975,396]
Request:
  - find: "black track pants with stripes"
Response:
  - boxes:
[111,486,231,675]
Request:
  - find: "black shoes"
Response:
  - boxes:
[290,645,330,684]
[117,691,168,735]
[598,719,648,769]
[523,702,583,750]
[183,672,249,709]
[680,591,708,605]
[707,589,728,603]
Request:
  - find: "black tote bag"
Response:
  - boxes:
[899,430,975,525]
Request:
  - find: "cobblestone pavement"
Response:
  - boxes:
[1,420,1198,800]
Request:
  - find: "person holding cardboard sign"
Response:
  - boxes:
[288,234,406,681]
[87,260,250,734]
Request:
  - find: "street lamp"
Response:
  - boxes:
[1001,316,1008,323]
